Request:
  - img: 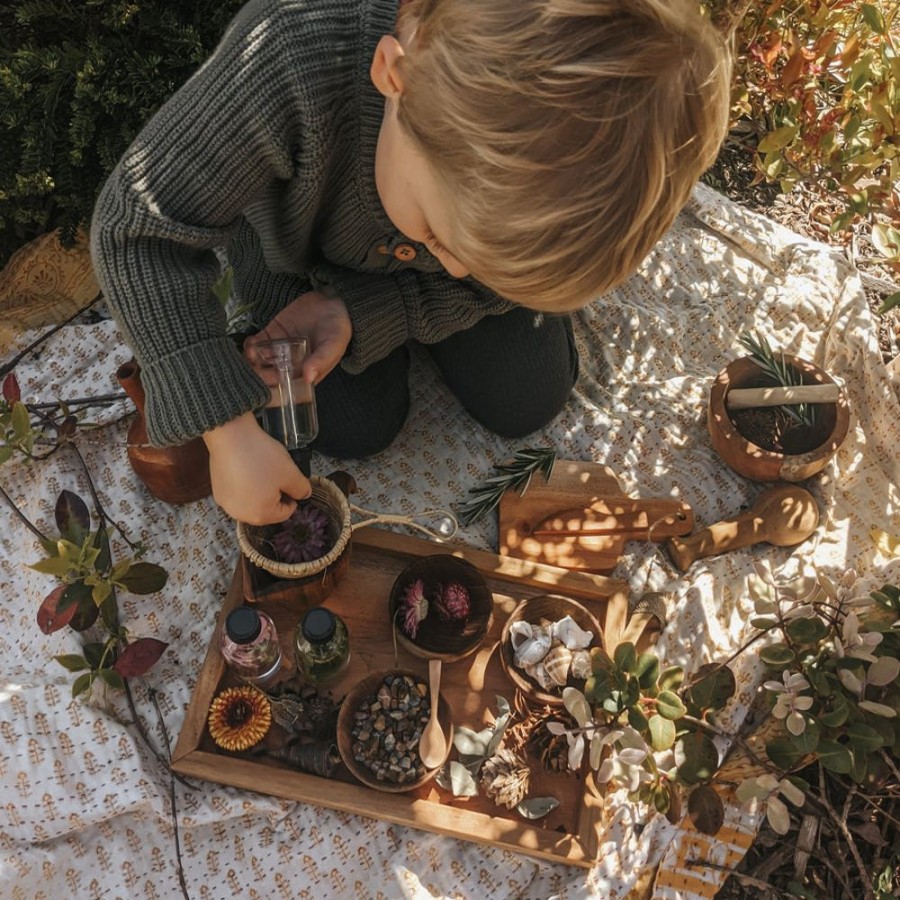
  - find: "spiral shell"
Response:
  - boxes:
[523,661,557,691]
[543,645,572,686]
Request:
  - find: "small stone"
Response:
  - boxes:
[373,715,386,732]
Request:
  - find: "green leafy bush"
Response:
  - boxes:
[711,0,899,265]
[0,0,245,266]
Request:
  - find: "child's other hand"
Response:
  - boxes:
[244,290,352,386]
[203,412,311,524]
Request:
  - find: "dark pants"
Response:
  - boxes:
[313,307,579,458]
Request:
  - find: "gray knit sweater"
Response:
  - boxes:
[91,0,512,446]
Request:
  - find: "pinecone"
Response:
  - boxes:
[480,749,531,809]
[528,714,573,774]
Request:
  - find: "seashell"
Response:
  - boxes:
[509,620,534,652]
[513,631,552,667]
[523,661,557,691]
[543,645,573,686]
[570,649,592,680]
[551,615,593,650]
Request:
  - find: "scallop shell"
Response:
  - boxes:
[543,645,573,686]
[523,661,557,691]
[570,649,592,680]
[551,615,594,650]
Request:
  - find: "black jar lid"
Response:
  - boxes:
[302,607,336,644]
[225,607,262,644]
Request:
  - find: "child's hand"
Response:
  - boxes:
[244,290,352,386]
[203,412,311,524]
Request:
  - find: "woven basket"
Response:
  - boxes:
[236,475,352,579]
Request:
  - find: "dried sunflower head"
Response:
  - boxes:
[208,686,272,751]
[270,501,331,563]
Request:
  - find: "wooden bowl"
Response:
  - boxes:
[499,594,603,708]
[336,669,452,792]
[708,355,850,482]
[388,555,493,662]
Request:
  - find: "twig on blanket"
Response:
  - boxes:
[0,295,101,378]
[685,857,787,895]
[0,482,49,541]
[148,686,191,900]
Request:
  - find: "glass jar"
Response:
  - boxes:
[294,607,350,684]
[219,606,282,686]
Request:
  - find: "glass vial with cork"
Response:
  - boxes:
[294,606,350,684]
[220,606,283,686]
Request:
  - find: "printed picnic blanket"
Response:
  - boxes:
[2,183,898,899]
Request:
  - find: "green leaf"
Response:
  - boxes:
[29,555,73,577]
[849,747,868,784]
[0,445,14,465]
[819,694,850,728]
[649,714,676,751]
[635,653,660,690]
[785,616,829,645]
[675,731,719,784]
[118,561,168,594]
[71,672,93,699]
[628,706,649,732]
[846,722,885,752]
[83,642,107,670]
[685,665,736,714]
[613,642,637,675]
[790,719,820,755]
[758,125,798,153]
[92,527,111,572]
[687,784,725,836]
[54,654,88,672]
[98,668,125,690]
[765,737,804,770]
[861,3,886,34]
[55,490,90,545]
[658,666,684,693]
[760,643,796,668]
[10,401,30,440]
[58,580,92,614]
[750,616,778,630]
[656,690,687,721]
[817,739,853,774]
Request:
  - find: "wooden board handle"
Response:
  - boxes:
[528,499,693,540]
[726,383,839,410]
[665,485,819,571]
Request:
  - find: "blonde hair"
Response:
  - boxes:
[397,0,732,310]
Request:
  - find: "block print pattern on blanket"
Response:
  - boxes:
[1,184,898,899]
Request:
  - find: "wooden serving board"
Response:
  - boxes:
[172,528,627,868]
[499,459,693,574]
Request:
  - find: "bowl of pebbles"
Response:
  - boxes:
[336,669,452,792]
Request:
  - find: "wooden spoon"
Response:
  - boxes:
[666,484,819,571]
[418,658,446,769]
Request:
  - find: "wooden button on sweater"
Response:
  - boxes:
[393,244,417,261]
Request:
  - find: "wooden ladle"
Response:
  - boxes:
[666,484,819,571]
[418,658,447,769]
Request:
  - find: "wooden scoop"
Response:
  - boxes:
[665,484,819,571]
[418,659,447,769]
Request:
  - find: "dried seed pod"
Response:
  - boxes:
[480,748,531,809]
[269,739,340,777]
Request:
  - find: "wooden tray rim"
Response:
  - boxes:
[172,526,625,868]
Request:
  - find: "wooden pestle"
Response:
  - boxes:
[666,484,819,571]
[726,383,839,409]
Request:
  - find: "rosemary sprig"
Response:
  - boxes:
[456,446,556,526]
[738,331,818,428]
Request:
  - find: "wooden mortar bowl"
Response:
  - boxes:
[708,355,850,482]
[336,668,452,793]
[388,555,493,663]
[499,594,603,708]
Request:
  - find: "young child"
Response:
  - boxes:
[91,0,731,526]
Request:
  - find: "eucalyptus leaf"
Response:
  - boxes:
[765,737,804,770]
[657,666,684,693]
[613,642,637,675]
[516,796,559,819]
[760,643,796,667]
[846,721,885,752]
[453,726,492,757]
[448,761,479,797]
[785,616,829,645]
[685,664,736,714]
[656,690,687,721]
[819,694,850,728]
[648,714,676,751]
[817,739,853,774]
[635,653,660,690]
[790,719,820,755]
[867,656,900,687]
[563,687,591,727]
[675,731,719,784]
[688,784,725,835]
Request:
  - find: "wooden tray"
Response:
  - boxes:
[172,527,627,868]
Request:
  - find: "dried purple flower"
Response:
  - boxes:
[270,502,331,563]
[401,579,429,639]
[434,582,471,622]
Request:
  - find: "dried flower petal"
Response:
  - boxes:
[208,686,272,751]
[435,582,471,621]
[401,579,429,639]
[271,502,331,563]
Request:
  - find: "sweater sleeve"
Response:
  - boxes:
[90,0,318,445]
[311,262,515,373]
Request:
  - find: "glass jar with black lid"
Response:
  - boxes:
[294,606,350,684]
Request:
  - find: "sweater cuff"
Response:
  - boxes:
[313,265,408,374]
[140,337,270,445]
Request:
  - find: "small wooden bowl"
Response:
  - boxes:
[499,594,603,708]
[388,555,493,662]
[708,355,850,482]
[336,669,452,793]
